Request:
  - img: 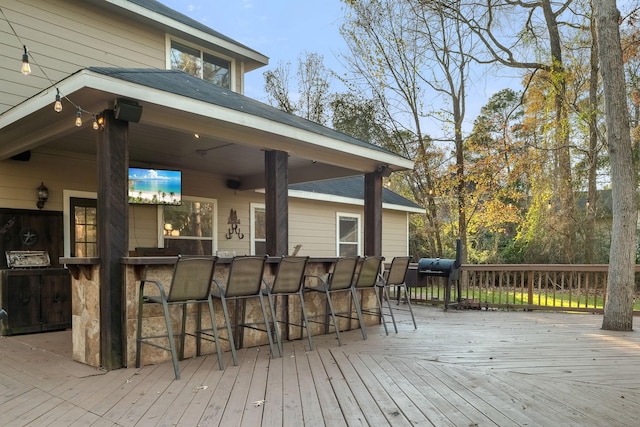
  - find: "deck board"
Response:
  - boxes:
[3,306,640,426]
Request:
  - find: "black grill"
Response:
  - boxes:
[417,239,462,309]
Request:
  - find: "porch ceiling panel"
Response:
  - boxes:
[0,68,413,190]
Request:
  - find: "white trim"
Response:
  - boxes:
[336,212,361,256]
[250,203,266,256]
[63,190,97,257]
[287,189,425,213]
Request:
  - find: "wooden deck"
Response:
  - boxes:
[2,305,640,426]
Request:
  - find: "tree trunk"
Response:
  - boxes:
[596,0,636,331]
[585,7,599,264]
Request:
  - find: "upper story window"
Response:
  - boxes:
[170,41,231,89]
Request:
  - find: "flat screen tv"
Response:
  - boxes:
[128,167,182,205]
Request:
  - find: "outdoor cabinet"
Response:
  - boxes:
[0,268,71,336]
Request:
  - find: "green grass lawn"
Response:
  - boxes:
[406,286,640,311]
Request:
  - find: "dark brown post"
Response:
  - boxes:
[265,150,288,257]
[97,109,129,370]
[364,171,384,256]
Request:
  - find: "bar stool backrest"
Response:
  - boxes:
[385,256,412,286]
[327,256,359,291]
[271,256,309,294]
[224,256,267,297]
[354,256,384,289]
[167,256,217,302]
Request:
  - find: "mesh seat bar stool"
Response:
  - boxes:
[353,256,389,338]
[209,256,277,366]
[378,256,417,331]
[135,256,222,380]
[264,256,313,355]
[305,256,360,346]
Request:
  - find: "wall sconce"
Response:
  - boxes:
[36,182,48,209]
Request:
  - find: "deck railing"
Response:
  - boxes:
[404,264,640,313]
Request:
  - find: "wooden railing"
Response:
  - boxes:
[404,264,640,314]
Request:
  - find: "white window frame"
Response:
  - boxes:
[336,212,361,256]
[250,203,266,256]
[165,35,235,90]
[158,196,218,254]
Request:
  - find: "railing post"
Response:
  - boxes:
[528,270,534,306]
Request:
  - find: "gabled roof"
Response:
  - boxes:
[290,176,425,213]
[87,67,406,158]
[0,68,414,189]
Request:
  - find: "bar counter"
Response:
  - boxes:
[61,256,377,369]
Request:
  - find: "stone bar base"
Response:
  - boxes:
[63,257,381,370]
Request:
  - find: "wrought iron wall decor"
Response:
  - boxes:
[225,208,244,239]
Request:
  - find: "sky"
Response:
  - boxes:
[158,0,520,136]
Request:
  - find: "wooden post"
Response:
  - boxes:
[364,172,383,256]
[97,110,128,370]
[265,150,288,257]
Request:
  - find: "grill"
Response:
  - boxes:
[417,239,462,310]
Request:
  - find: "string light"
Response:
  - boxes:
[2,7,103,130]
[75,107,83,127]
[21,45,31,75]
[54,88,62,112]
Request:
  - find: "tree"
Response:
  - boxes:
[465,89,527,261]
[263,52,332,125]
[595,0,637,331]
[440,0,578,262]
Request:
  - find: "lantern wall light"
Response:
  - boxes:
[36,182,48,209]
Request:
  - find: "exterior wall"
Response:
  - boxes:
[0,0,165,114]
[288,198,410,259]
[0,0,249,114]
[1,151,412,259]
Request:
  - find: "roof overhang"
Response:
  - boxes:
[0,69,414,191]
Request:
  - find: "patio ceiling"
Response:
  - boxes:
[0,68,413,190]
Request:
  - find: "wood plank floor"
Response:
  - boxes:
[2,305,640,426]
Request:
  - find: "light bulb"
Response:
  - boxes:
[54,89,62,113]
[92,116,99,130]
[75,108,82,127]
[21,46,31,75]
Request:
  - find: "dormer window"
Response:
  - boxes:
[170,40,231,89]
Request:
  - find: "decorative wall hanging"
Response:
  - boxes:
[225,208,244,239]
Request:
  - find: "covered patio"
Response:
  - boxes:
[2,305,639,426]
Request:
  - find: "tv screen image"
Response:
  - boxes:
[128,168,182,205]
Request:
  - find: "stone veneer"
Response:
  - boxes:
[67,258,380,370]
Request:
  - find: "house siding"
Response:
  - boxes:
[0,0,252,114]
[0,153,411,258]
[0,0,166,114]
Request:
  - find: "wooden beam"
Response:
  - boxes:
[265,150,288,257]
[97,110,129,370]
[364,172,383,256]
